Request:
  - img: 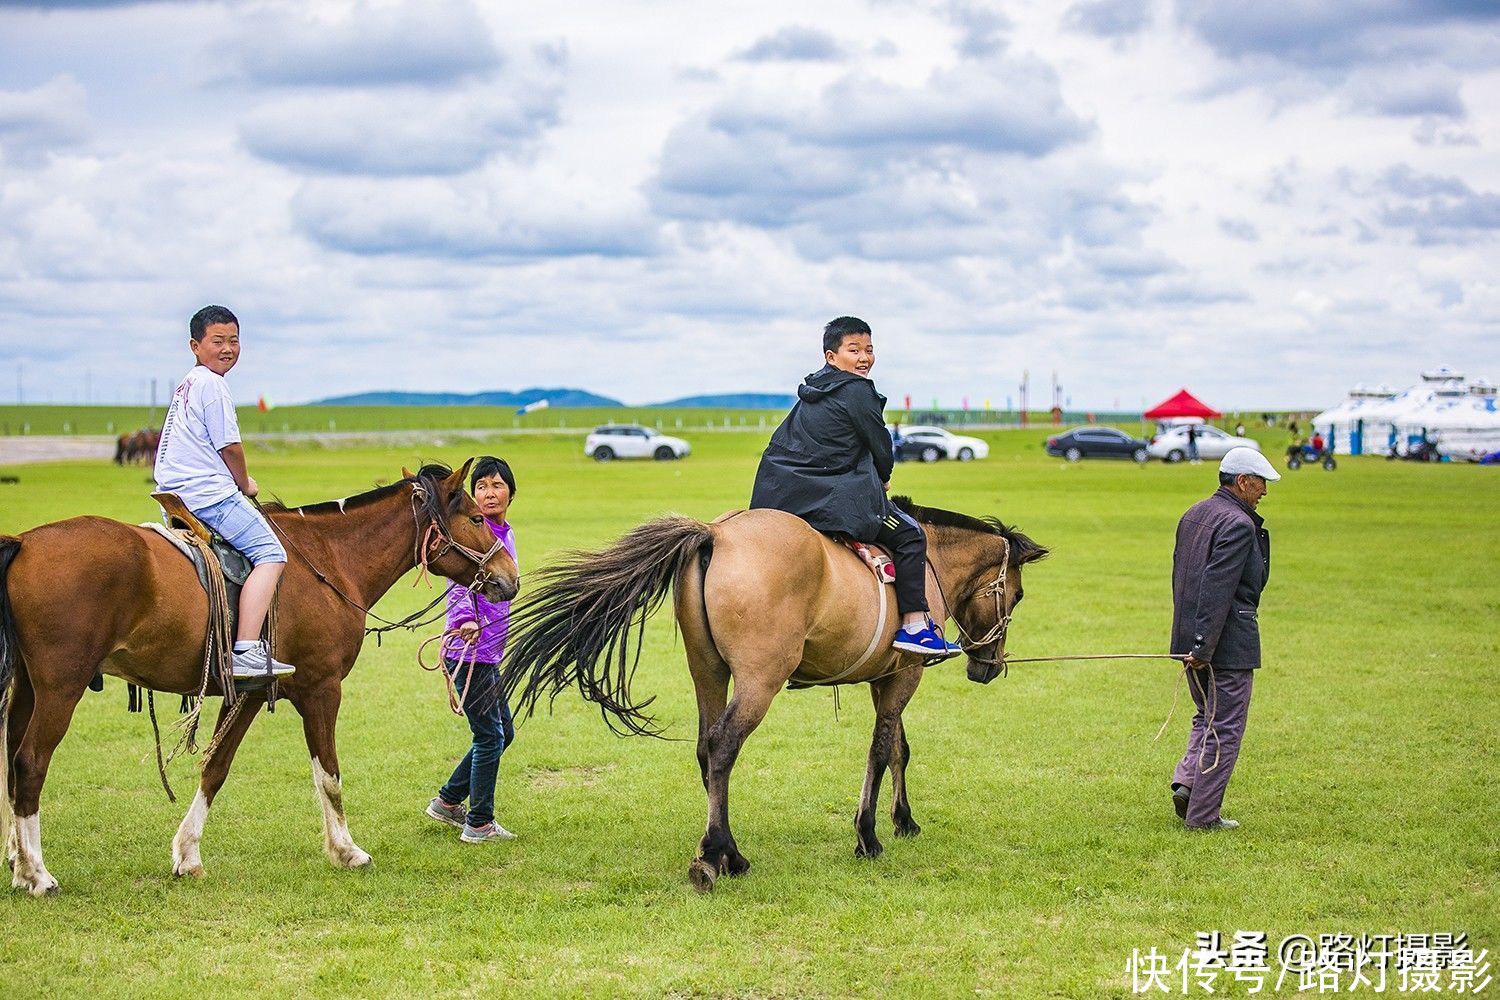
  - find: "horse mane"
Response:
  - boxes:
[261,462,456,517]
[890,495,1049,566]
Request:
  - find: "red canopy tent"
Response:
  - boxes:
[1143,388,1222,420]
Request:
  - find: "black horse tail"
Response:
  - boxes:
[501,516,714,738]
[0,534,20,720]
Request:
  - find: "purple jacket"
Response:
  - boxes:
[442,517,516,664]
[1170,487,1271,669]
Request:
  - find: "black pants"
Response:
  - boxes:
[872,505,929,616]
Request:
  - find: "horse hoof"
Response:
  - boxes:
[174,863,205,879]
[894,821,922,838]
[346,849,373,869]
[688,858,717,893]
[854,840,883,859]
[27,878,60,897]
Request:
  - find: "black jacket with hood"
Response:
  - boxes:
[749,364,895,539]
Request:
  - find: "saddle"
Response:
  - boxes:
[844,540,896,585]
[133,492,275,707]
[146,493,255,637]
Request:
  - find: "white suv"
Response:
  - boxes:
[898,425,990,462]
[586,425,692,461]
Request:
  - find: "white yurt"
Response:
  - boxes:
[1350,367,1469,457]
[1428,381,1500,461]
[1311,385,1396,455]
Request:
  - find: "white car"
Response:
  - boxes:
[1148,425,1262,463]
[898,425,990,462]
[586,424,692,461]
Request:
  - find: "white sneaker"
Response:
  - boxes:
[460,821,517,843]
[231,642,295,679]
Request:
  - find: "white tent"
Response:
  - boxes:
[1312,385,1395,455]
[1428,385,1500,461]
[1347,369,1469,456]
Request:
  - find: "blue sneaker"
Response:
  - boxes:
[892,622,963,659]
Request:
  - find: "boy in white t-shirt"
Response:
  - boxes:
[155,305,294,680]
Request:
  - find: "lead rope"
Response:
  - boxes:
[418,628,481,716]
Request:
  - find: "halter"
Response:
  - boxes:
[410,483,510,594]
[932,539,1013,670]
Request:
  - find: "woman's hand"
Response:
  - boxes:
[244,476,259,498]
[457,621,480,644]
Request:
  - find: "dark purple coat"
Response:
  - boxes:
[1171,487,1271,669]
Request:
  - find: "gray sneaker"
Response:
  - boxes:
[231,642,295,679]
[425,797,467,829]
[460,821,517,843]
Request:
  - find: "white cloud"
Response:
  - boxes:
[0,74,88,164]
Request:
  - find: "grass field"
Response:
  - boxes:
[1,428,1495,998]
[0,403,1181,439]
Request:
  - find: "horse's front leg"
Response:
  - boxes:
[292,679,370,869]
[172,693,265,877]
[855,669,922,859]
[888,716,920,838]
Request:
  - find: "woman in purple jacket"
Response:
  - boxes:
[425,457,520,843]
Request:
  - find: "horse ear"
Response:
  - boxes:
[401,466,415,480]
[450,458,475,490]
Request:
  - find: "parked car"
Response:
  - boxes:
[896,425,989,462]
[585,425,691,461]
[1147,425,1262,463]
[1045,427,1151,463]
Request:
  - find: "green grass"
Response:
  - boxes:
[1,429,1495,998]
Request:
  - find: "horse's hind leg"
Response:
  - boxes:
[687,651,730,791]
[855,670,922,859]
[690,672,783,892]
[291,680,371,869]
[4,665,35,872]
[172,693,265,878]
[10,680,86,896]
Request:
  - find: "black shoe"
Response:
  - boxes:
[1171,783,1190,821]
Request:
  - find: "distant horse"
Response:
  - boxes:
[1,461,518,896]
[500,497,1047,890]
[113,428,161,466]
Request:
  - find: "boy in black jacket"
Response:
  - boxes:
[750,316,961,658]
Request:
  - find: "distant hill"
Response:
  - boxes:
[649,393,796,409]
[312,388,624,408]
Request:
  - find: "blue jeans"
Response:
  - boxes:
[192,492,287,565]
[438,660,514,828]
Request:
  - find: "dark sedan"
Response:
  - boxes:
[1044,427,1150,462]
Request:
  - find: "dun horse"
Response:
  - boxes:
[500,497,1047,890]
[0,461,518,896]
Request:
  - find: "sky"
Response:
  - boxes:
[0,0,1496,410]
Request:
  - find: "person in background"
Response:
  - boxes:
[1186,423,1201,464]
[425,456,521,843]
[1234,421,1246,438]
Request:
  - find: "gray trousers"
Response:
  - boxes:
[1172,667,1255,827]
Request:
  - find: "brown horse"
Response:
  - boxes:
[500,496,1047,890]
[0,461,518,896]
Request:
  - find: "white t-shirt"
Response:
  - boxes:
[154,365,242,510]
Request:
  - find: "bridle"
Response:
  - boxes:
[929,540,1014,671]
[261,475,511,635]
[410,483,509,595]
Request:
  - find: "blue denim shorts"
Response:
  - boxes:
[192,492,287,566]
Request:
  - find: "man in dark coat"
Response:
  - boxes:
[750,316,961,659]
[1169,447,1278,830]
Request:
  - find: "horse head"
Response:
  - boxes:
[955,522,1048,684]
[402,461,520,604]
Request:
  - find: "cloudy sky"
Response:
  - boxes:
[1,0,1496,410]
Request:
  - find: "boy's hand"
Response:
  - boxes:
[244,476,259,498]
[457,621,480,644]
[882,480,890,492]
